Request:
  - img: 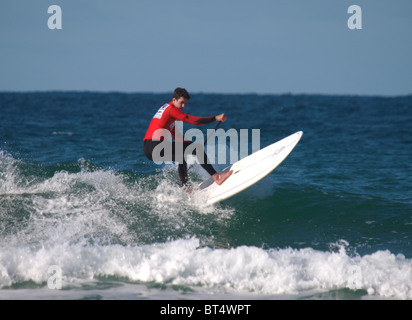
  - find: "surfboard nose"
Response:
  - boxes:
[196,131,303,205]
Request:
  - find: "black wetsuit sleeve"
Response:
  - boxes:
[193,116,216,124]
[170,107,216,126]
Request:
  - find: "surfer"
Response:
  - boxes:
[143,88,233,187]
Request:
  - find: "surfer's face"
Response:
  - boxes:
[173,97,188,110]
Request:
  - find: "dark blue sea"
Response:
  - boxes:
[0,92,411,299]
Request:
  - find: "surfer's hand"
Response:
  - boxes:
[215,113,227,122]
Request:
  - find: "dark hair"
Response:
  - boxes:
[173,87,190,100]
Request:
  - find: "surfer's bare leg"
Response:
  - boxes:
[212,170,233,185]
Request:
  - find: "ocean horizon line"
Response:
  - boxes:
[1,90,411,99]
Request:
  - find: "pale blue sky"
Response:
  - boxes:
[1,0,411,95]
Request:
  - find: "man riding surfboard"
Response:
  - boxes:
[143,88,233,187]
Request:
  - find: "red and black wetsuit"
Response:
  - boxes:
[143,101,217,185]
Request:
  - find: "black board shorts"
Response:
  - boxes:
[144,139,216,185]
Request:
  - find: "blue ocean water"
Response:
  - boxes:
[0,92,411,299]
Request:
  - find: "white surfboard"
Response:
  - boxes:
[195,131,303,205]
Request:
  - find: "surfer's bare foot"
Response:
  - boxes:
[213,170,233,185]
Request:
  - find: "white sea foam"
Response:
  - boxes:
[0,238,411,299]
[0,159,246,245]
[0,152,233,246]
[1,152,412,299]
